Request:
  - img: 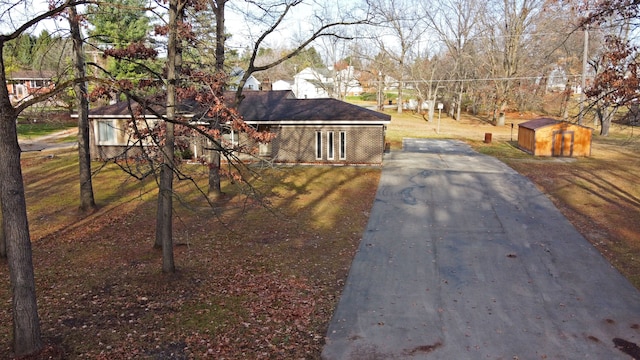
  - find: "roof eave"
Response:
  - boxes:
[245,120,390,126]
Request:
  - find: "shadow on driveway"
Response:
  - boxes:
[322,139,640,359]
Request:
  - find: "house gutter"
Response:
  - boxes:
[244,120,390,126]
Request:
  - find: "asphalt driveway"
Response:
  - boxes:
[322,139,640,359]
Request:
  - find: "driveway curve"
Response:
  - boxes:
[322,139,640,359]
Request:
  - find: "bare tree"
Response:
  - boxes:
[423,0,480,121]
[69,5,97,212]
[367,0,425,114]
[479,0,544,126]
[408,54,446,122]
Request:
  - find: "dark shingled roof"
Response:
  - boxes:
[238,91,389,123]
[7,70,56,80]
[89,91,390,124]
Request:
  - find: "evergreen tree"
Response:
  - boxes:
[86,0,154,80]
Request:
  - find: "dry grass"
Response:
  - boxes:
[385,109,533,149]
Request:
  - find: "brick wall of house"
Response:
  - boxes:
[94,145,144,160]
[90,121,386,165]
[271,125,385,164]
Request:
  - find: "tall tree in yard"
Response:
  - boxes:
[207,0,226,198]
[154,0,187,272]
[0,0,83,354]
[69,5,97,212]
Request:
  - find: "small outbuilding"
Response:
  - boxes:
[517,118,593,157]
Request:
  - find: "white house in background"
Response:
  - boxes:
[276,66,363,99]
[272,79,293,91]
[334,66,363,97]
[229,67,261,91]
[547,67,567,92]
[293,67,332,98]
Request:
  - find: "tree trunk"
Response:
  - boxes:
[70,6,96,212]
[208,151,221,198]
[207,0,226,198]
[600,106,612,136]
[396,80,403,114]
[156,0,182,273]
[456,83,463,121]
[562,84,571,122]
[0,41,42,357]
[0,207,5,259]
[154,193,163,248]
[0,103,42,357]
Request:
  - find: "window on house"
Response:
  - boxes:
[339,131,346,160]
[97,120,118,145]
[29,80,45,88]
[315,131,322,160]
[327,131,334,160]
[14,84,26,97]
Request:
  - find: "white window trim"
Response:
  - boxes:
[339,131,346,160]
[327,131,334,160]
[96,119,119,145]
[315,131,322,160]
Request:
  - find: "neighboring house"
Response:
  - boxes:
[87,90,391,165]
[547,67,568,92]
[293,67,331,98]
[278,66,363,99]
[6,69,55,104]
[334,66,363,97]
[271,79,293,91]
[228,67,261,91]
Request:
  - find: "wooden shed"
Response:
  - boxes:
[517,118,593,157]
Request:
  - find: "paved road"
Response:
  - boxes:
[322,139,640,359]
[19,129,77,153]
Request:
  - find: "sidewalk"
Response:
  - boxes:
[322,139,640,359]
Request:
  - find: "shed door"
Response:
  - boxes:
[552,130,574,157]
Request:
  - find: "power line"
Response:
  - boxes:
[395,74,592,84]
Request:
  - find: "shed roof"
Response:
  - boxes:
[89,90,391,125]
[518,118,562,130]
